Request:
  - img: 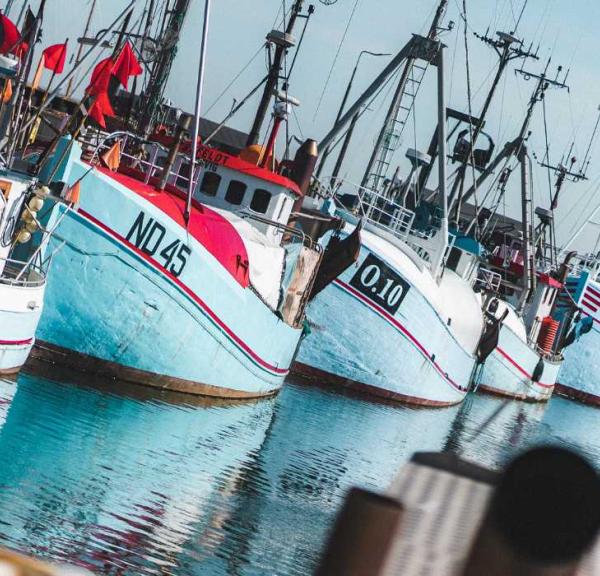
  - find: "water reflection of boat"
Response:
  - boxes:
[444,393,547,469]
[0,372,274,574]
[184,381,461,575]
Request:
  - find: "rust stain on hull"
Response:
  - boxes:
[291,361,461,407]
[555,383,600,408]
[28,341,280,400]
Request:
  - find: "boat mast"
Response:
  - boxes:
[458,63,569,212]
[431,43,448,279]
[139,0,193,134]
[360,0,449,193]
[246,0,304,147]
[185,0,211,224]
[447,30,538,220]
[318,35,441,153]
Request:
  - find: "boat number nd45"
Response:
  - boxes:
[349,253,410,315]
[126,211,191,278]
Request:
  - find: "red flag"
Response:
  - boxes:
[85,57,113,96]
[111,41,143,90]
[42,42,68,74]
[88,92,114,129]
[14,41,28,58]
[0,14,21,54]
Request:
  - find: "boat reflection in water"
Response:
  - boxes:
[0,372,275,575]
[184,381,462,575]
[0,372,598,576]
[444,393,548,470]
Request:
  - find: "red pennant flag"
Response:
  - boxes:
[111,41,143,90]
[0,14,21,55]
[85,57,113,96]
[66,181,80,204]
[101,141,121,171]
[42,42,68,74]
[88,92,114,129]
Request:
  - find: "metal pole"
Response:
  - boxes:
[518,145,534,312]
[432,45,447,279]
[316,50,390,178]
[319,36,434,153]
[330,109,360,185]
[4,0,15,17]
[185,0,211,224]
[66,0,98,98]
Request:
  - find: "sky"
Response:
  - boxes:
[9,0,600,251]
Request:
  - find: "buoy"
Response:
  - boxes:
[15,229,31,244]
[537,316,559,355]
[28,196,44,211]
[21,209,36,222]
[25,220,38,233]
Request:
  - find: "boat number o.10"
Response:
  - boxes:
[349,253,410,314]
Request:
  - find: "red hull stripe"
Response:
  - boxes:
[76,208,288,376]
[587,285,600,300]
[333,279,468,393]
[0,338,33,346]
[582,299,599,313]
[585,291,600,307]
[494,347,554,388]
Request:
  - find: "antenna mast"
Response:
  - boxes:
[246,0,305,147]
[458,61,569,210]
[448,29,539,220]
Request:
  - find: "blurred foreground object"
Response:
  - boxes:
[316,447,600,575]
[0,548,93,575]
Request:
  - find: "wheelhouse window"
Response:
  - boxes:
[199,172,221,197]
[250,189,271,214]
[177,163,191,189]
[225,180,247,205]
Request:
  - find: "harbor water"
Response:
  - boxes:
[0,371,598,575]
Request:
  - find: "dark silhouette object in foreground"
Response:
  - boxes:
[315,447,600,575]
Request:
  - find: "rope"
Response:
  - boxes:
[512,0,529,34]
[312,0,361,122]
[205,44,266,115]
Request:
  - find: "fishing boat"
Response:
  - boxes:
[552,254,600,406]
[27,125,330,398]
[0,173,47,376]
[409,40,586,403]
[292,12,487,406]
[1,0,356,399]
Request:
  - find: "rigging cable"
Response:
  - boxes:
[204,43,266,114]
[511,0,529,34]
[541,94,554,206]
[312,0,361,122]
[460,0,480,235]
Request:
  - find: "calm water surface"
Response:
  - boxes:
[0,371,597,575]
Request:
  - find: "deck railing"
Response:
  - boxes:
[0,257,45,287]
[83,132,319,254]
[327,177,415,242]
[474,267,502,292]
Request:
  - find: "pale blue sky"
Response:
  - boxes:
[11,0,600,250]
